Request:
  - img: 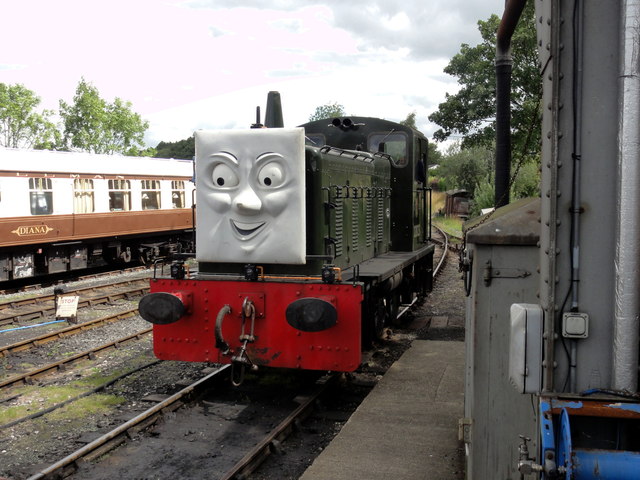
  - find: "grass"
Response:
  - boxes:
[0,360,153,426]
[0,383,125,425]
[48,394,126,421]
[433,215,464,240]
[431,190,446,214]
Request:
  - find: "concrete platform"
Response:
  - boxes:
[300,340,465,480]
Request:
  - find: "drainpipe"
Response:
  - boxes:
[612,0,640,392]
[495,0,527,208]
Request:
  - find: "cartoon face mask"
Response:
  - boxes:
[195,128,306,264]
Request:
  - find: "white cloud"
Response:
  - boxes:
[2,0,505,148]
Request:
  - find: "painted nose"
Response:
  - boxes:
[233,186,262,214]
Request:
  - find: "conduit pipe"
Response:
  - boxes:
[495,0,526,208]
[568,0,585,393]
[613,0,640,392]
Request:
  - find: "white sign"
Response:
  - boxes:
[56,295,79,319]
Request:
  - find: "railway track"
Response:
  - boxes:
[0,308,139,358]
[24,365,232,480]
[0,266,150,297]
[23,368,344,480]
[1,237,451,480]
[0,326,151,391]
[0,278,149,327]
[220,374,340,480]
[394,225,448,321]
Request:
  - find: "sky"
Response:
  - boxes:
[1,0,506,149]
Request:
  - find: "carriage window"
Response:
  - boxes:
[29,177,53,215]
[368,132,408,167]
[171,180,185,208]
[109,179,131,211]
[73,178,94,213]
[141,180,161,210]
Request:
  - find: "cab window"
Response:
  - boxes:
[368,132,408,166]
[305,134,326,147]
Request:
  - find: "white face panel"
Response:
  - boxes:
[195,128,306,264]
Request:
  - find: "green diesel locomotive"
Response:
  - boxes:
[139,95,434,374]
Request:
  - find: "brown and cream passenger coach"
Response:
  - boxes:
[0,148,194,282]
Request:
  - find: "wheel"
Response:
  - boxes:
[362,289,389,346]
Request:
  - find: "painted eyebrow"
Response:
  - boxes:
[211,151,239,165]
[255,152,284,163]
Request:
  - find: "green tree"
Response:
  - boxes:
[469,180,495,217]
[308,102,346,122]
[428,142,443,166]
[428,2,541,159]
[0,83,60,149]
[398,111,443,166]
[59,78,149,154]
[400,111,417,129]
[155,136,195,160]
[437,143,494,196]
[106,97,149,155]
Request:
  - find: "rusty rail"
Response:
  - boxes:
[0,279,149,326]
[0,327,152,391]
[0,308,138,357]
[26,365,231,480]
[220,374,339,480]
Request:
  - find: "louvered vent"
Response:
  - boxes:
[351,197,359,252]
[366,197,372,247]
[335,197,343,257]
[377,196,384,242]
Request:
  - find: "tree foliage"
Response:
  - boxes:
[155,136,195,160]
[400,111,417,129]
[428,2,541,158]
[309,102,346,122]
[436,144,494,196]
[59,78,148,154]
[0,83,59,149]
[428,142,443,166]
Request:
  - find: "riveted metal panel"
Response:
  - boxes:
[464,200,540,480]
[150,278,363,372]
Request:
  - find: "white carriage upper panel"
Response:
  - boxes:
[0,148,194,218]
[195,128,306,265]
[0,147,193,178]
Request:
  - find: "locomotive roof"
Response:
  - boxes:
[300,116,427,138]
[0,147,193,177]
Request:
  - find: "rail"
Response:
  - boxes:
[220,373,339,480]
[0,327,151,391]
[396,224,449,321]
[26,365,231,480]
[0,308,138,357]
[0,279,149,326]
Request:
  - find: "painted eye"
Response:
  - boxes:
[257,163,285,188]
[211,163,239,188]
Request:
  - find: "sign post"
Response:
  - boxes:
[56,295,80,323]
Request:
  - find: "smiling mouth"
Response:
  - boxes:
[231,220,266,239]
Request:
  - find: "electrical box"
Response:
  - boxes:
[562,312,589,338]
[509,303,543,394]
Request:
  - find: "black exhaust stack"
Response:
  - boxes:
[264,91,284,128]
[495,0,526,208]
